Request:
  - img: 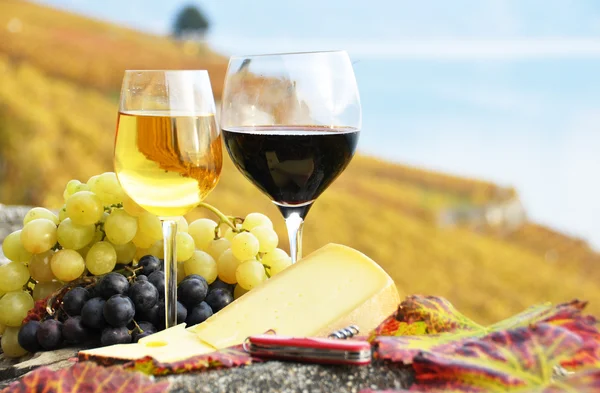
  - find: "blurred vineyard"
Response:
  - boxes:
[1,0,599,323]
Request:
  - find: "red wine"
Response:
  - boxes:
[222,126,360,205]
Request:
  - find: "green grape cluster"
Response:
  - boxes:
[0,172,292,358]
[186,212,293,295]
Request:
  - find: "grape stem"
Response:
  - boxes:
[131,319,143,333]
[198,202,240,231]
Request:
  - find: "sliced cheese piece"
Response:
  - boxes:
[189,243,400,349]
[80,324,216,363]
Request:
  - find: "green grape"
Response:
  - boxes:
[207,238,231,261]
[242,212,273,231]
[0,262,30,292]
[85,241,117,276]
[184,250,217,284]
[224,224,242,242]
[28,250,56,282]
[236,259,267,290]
[0,323,5,335]
[23,207,59,226]
[63,179,82,200]
[188,218,218,250]
[33,280,62,301]
[2,230,32,263]
[86,174,100,187]
[89,172,126,205]
[146,240,164,259]
[176,232,195,262]
[137,212,162,242]
[132,228,155,249]
[1,327,28,358]
[57,218,95,250]
[91,228,105,244]
[0,291,34,327]
[122,193,146,217]
[217,249,241,284]
[233,284,249,299]
[77,245,92,260]
[134,245,150,263]
[65,191,104,226]
[104,209,138,245]
[20,219,57,254]
[250,225,279,253]
[112,241,137,264]
[58,204,69,222]
[51,249,85,282]
[262,248,292,276]
[231,232,260,261]
[177,216,189,233]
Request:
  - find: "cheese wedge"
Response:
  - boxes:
[80,243,400,364]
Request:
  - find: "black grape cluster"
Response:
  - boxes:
[17,255,235,352]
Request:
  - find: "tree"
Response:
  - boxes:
[172,4,210,40]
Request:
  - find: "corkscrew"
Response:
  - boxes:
[328,325,360,340]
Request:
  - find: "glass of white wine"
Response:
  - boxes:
[114,70,222,328]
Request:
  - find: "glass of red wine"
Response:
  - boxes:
[220,50,361,263]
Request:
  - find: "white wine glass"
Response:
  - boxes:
[220,51,361,263]
[114,70,222,328]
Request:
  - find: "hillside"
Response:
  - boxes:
[1,0,599,323]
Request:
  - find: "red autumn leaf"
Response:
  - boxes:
[123,344,253,376]
[1,361,170,393]
[362,324,600,393]
[372,296,600,369]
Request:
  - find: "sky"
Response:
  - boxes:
[31,0,600,248]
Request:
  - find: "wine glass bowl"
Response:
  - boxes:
[114,70,221,328]
[220,51,361,262]
[115,71,222,217]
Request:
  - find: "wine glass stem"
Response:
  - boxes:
[283,210,305,264]
[161,219,178,329]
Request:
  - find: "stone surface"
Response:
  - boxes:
[167,360,412,393]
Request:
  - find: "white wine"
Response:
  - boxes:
[115,112,222,217]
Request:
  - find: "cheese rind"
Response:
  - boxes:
[79,243,400,364]
[189,243,400,348]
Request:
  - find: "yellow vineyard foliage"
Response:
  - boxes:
[1,1,599,323]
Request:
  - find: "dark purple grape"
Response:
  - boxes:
[96,273,129,300]
[101,326,131,346]
[177,277,208,308]
[136,304,160,326]
[209,278,234,293]
[138,255,161,276]
[62,287,89,316]
[132,321,157,343]
[81,297,106,329]
[18,321,42,353]
[36,319,63,350]
[103,295,135,327]
[62,316,91,344]
[205,288,233,312]
[148,271,165,298]
[136,274,148,282]
[128,281,158,312]
[185,302,213,327]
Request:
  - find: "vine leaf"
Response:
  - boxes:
[372,296,600,369]
[1,362,170,393]
[362,324,600,393]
